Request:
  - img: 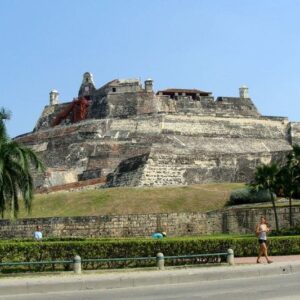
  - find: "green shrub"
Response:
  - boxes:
[270,227,300,236]
[0,236,299,273]
[228,188,274,205]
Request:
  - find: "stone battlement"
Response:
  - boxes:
[34,73,262,131]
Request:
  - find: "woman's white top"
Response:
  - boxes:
[258,224,267,240]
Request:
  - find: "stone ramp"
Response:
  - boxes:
[36,177,106,194]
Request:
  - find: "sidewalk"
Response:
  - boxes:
[235,255,300,264]
[1,256,300,296]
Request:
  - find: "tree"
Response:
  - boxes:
[250,163,280,231]
[277,145,300,228]
[0,108,44,218]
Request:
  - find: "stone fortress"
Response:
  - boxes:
[15,72,300,190]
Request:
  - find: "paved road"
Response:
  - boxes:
[1,273,300,300]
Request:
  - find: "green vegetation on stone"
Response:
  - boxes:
[228,188,275,205]
[276,145,300,228]
[248,145,300,230]
[250,163,280,231]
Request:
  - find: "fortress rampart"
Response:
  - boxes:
[15,72,300,189]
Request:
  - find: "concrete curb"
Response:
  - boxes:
[1,261,300,296]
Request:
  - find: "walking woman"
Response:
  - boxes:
[256,216,273,264]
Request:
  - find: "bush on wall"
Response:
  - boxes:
[228,188,275,205]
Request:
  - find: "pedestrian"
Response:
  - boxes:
[255,216,272,264]
[151,231,167,239]
[33,226,43,241]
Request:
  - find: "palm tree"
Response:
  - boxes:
[250,163,280,231]
[277,145,300,228]
[0,108,44,218]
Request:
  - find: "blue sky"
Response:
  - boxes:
[1,0,300,137]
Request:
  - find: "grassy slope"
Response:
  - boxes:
[14,183,245,218]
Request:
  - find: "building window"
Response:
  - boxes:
[112,88,116,92]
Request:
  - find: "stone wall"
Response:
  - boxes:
[136,147,289,187]
[34,102,72,131]
[0,212,208,239]
[220,206,300,233]
[1,206,299,239]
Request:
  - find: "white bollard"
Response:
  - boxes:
[156,252,165,270]
[227,249,235,265]
[73,255,82,274]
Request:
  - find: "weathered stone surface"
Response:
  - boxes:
[14,73,300,188]
[290,122,300,145]
[0,207,299,238]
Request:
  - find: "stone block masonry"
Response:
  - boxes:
[1,206,299,239]
[0,213,207,239]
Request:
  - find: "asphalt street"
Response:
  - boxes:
[1,272,300,300]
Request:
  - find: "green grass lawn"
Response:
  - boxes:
[13,183,245,218]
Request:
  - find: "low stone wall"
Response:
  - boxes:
[0,206,299,239]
